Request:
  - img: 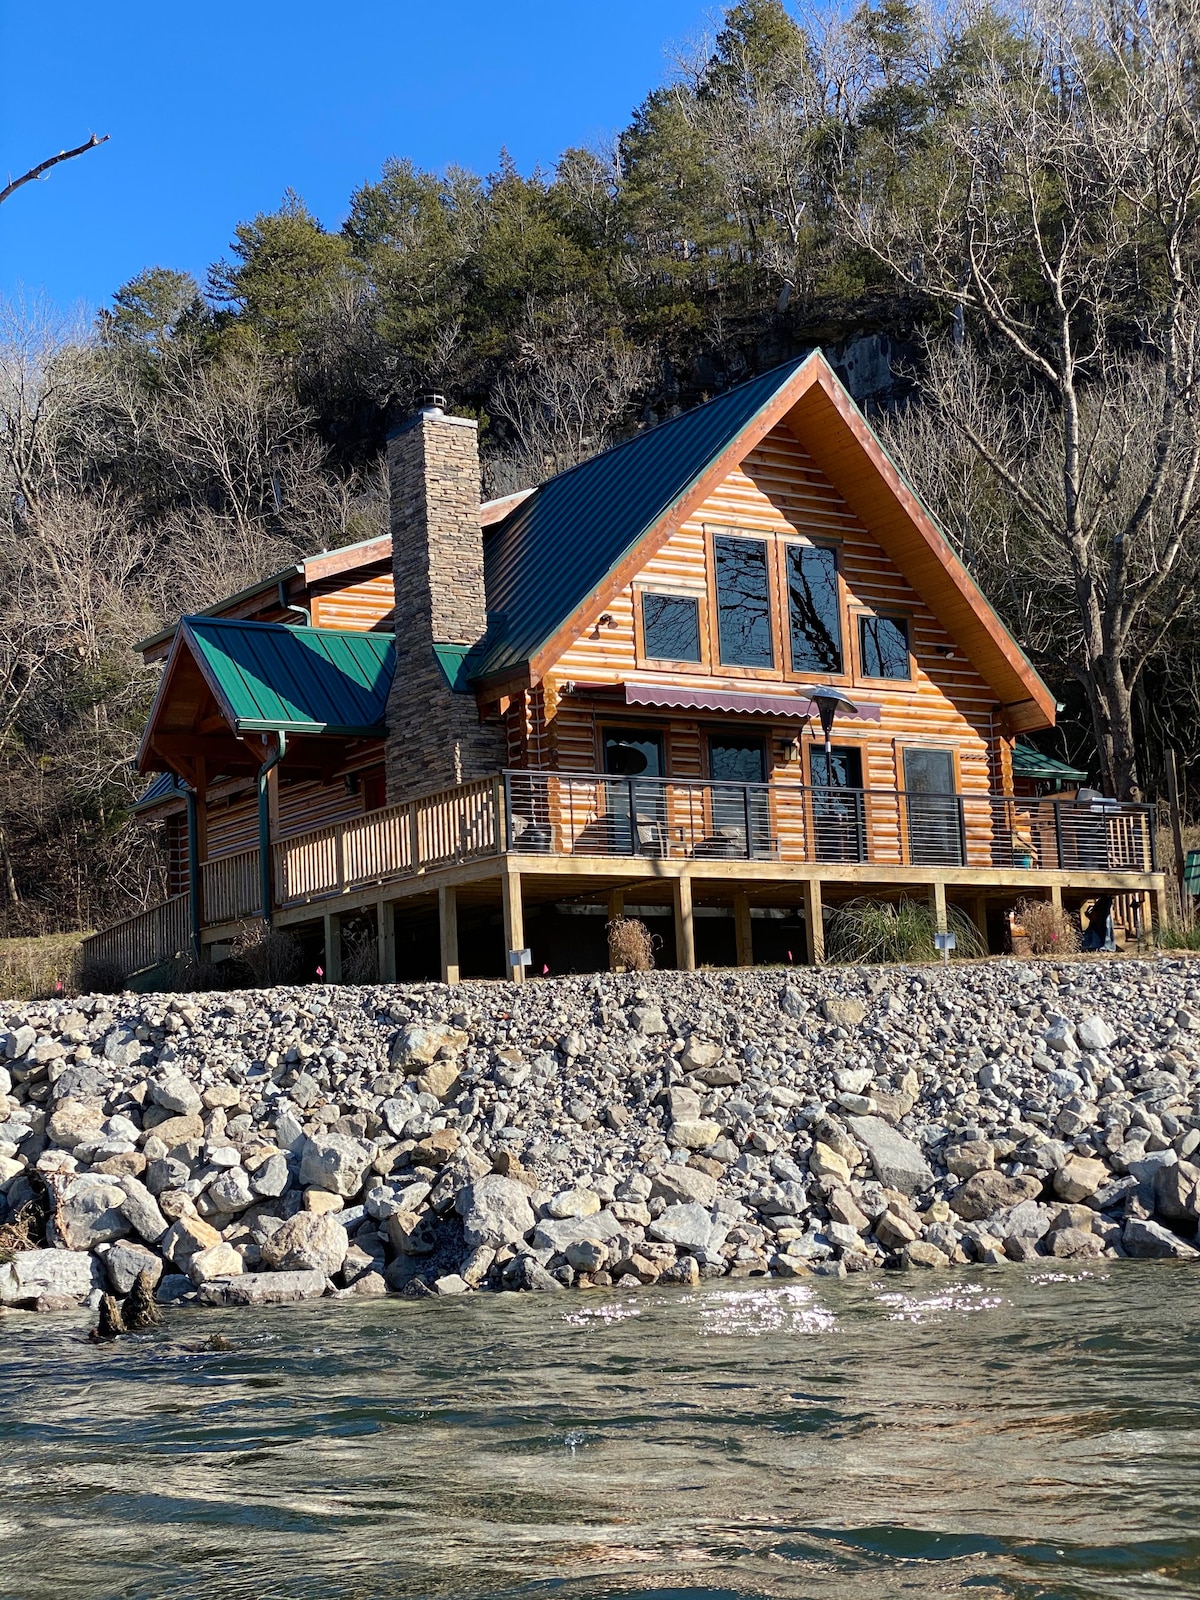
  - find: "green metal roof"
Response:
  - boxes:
[1012,743,1088,782]
[131,771,183,811]
[183,617,395,735]
[432,643,473,693]
[472,353,816,680]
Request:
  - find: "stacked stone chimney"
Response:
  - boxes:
[384,400,503,803]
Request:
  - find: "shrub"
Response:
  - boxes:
[75,953,129,995]
[824,897,986,965]
[607,917,657,972]
[340,925,380,985]
[231,921,302,987]
[1012,897,1081,956]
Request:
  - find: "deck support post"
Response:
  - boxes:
[734,891,753,967]
[608,888,625,921]
[930,879,948,934]
[672,873,696,972]
[501,867,525,983]
[439,884,460,986]
[376,898,396,983]
[803,878,824,965]
[1049,884,1063,913]
[969,894,989,952]
[323,911,342,983]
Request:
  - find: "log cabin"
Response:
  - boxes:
[84,351,1162,985]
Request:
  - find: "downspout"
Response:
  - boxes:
[184,783,202,961]
[278,579,311,626]
[258,731,287,924]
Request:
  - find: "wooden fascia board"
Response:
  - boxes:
[525,351,827,684]
[135,631,196,772]
[302,539,392,584]
[787,374,1057,730]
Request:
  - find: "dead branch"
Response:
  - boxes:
[1,134,110,207]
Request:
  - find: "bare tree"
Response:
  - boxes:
[835,0,1200,798]
[487,296,650,495]
[1,133,109,207]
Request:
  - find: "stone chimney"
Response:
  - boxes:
[385,396,503,803]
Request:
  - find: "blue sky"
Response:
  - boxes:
[0,0,710,317]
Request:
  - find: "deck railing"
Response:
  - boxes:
[82,770,1157,980]
[79,893,190,982]
[503,771,1158,875]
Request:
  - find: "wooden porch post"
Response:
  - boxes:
[970,894,989,952]
[439,884,460,986]
[803,877,824,965]
[734,890,753,968]
[376,898,396,984]
[501,866,525,983]
[323,911,342,982]
[608,888,625,921]
[673,873,696,972]
[930,880,948,934]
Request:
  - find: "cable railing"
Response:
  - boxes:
[503,771,1157,874]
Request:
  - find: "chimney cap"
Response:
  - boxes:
[419,391,447,416]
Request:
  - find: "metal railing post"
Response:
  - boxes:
[1053,800,1065,871]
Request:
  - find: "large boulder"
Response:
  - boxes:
[1123,1218,1200,1259]
[160,1214,222,1270]
[1155,1161,1200,1227]
[1075,1014,1116,1052]
[55,1175,131,1250]
[46,1098,104,1149]
[650,1165,718,1208]
[150,1075,202,1116]
[388,1023,468,1070]
[456,1175,536,1251]
[298,1134,372,1198]
[0,1247,102,1306]
[105,1239,164,1296]
[951,1170,1042,1222]
[531,1210,622,1257]
[847,1116,933,1195]
[1053,1158,1109,1205]
[647,1202,722,1254]
[198,1269,327,1306]
[261,1211,348,1275]
[822,996,866,1028]
[118,1175,168,1243]
[188,1242,244,1286]
[205,1166,256,1215]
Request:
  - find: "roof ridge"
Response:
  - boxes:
[520,351,815,499]
[182,615,397,643]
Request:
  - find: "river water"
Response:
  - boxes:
[1,1263,1198,1600]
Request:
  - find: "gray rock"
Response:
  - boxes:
[197,1269,328,1305]
[846,1115,933,1194]
[0,1247,101,1306]
[434,1274,469,1295]
[4,1025,36,1060]
[630,1005,667,1037]
[250,1151,290,1199]
[532,1210,622,1255]
[261,1211,348,1275]
[388,1022,467,1069]
[650,1165,718,1208]
[1076,1014,1116,1052]
[55,1176,131,1250]
[205,1166,255,1215]
[1122,1218,1200,1259]
[456,1175,536,1251]
[647,1202,719,1253]
[298,1133,372,1197]
[822,996,865,1028]
[105,1239,164,1296]
[117,1176,168,1243]
[155,1273,195,1304]
[779,987,808,1020]
[150,1075,202,1116]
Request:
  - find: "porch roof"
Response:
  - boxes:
[1012,743,1088,783]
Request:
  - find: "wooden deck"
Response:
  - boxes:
[82,770,1163,983]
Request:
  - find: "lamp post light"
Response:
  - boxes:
[799,686,859,783]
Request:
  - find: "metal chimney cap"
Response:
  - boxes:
[419,392,447,416]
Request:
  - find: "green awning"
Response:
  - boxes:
[183,617,395,735]
[432,644,473,693]
[1012,743,1088,783]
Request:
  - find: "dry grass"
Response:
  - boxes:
[0,931,86,1001]
[607,918,658,972]
[1014,897,1081,956]
[232,922,302,987]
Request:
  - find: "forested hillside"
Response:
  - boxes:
[2,0,1198,936]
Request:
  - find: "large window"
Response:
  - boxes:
[859,614,911,680]
[641,592,701,663]
[715,535,774,668]
[787,543,842,674]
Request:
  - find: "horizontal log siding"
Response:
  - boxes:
[542,423,1001,809]
[310,569,395,632]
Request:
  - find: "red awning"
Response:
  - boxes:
[623,682,881,721]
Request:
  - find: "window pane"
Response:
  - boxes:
[787,544,842,673]
[810,746,863,788]
[642,593,701,662]
[709,736,766,784]
[859,615,910,679]
[715,536,774,668]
